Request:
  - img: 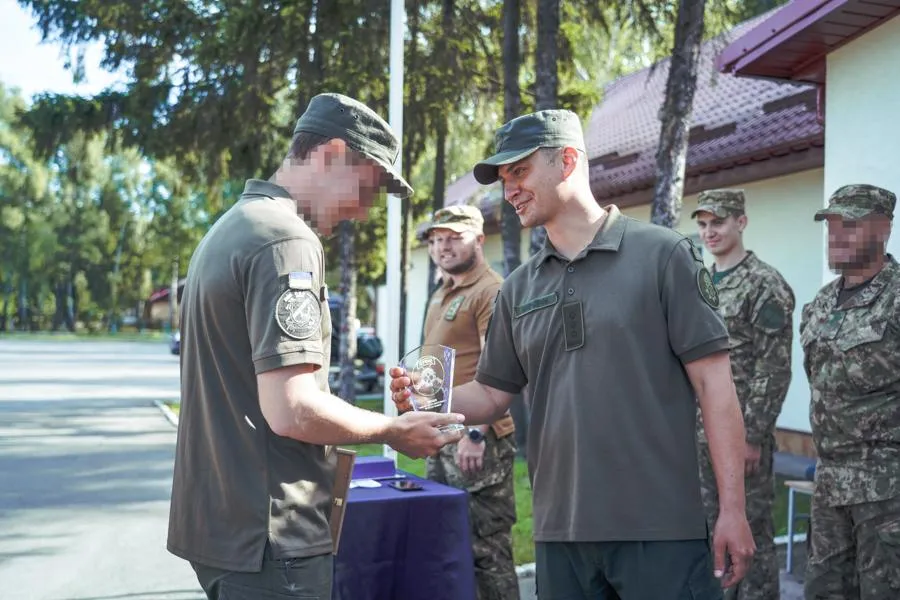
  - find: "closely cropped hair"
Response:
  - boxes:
[541,146,589,176]
[287,131,331,160]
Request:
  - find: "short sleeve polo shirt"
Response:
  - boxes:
[475,206,729,542]
[168,179,336,572]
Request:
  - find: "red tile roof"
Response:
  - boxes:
[587,11,824,206]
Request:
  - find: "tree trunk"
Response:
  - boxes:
[427,116,448,301]
[502,0,523,277]
[338,220,358,404]
[529,0,559,257]
[650,0,707,228]
[502,0,530,459]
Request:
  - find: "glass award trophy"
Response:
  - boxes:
[399,344,464,432]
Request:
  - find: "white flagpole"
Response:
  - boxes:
[383,0,404,461]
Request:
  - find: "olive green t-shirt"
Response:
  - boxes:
[475,206,730,542]
[167,179,335,571]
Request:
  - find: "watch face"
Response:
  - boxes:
[468,428,484,442]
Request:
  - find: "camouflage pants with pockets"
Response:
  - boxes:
[804,493,900,600]
[698,438,779,600]
[426,430,520,600]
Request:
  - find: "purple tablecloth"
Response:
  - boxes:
[332,471,476,600]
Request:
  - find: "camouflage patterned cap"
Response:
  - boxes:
[424,205,484,235]
[473,109,586,185]
[814,184,896,221]
[690,189,746,219]
[293,93,413,198]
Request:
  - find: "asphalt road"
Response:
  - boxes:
[0,339,204,600]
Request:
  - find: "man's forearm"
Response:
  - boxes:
[688,353,747,514]
[701,384,747,513]
[451,380,512,425]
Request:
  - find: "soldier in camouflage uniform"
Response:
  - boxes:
[693,189,795,600]
[421,205,520,600]
[800,184,900,600]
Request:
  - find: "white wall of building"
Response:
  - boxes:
[621,168,824,433]
[825,14,900,283]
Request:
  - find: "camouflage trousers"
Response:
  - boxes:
[426,430,520,600]
[804,494,900,600]
[698,439,779,600]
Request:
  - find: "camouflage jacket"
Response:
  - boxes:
[701,252,794,446]
[800,255,900,506]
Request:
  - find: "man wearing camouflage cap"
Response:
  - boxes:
[420,204,520,600]
[800,183,900,600]
[168,93,465,599]
[391,109,755,598]
[692,189,795,600]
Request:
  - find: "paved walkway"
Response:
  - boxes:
[0,339,203,600]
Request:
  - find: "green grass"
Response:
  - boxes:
[163,395,808,565]
[0,330,167,342]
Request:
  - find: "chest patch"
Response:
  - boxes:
[275,289,321,340]
[514,292,559,318]
[444,295,465,321]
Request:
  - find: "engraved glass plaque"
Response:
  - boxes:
[399,344,464,432]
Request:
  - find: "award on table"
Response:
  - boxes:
[399,344,464,433]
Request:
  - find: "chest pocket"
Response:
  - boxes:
[835,319,899,393]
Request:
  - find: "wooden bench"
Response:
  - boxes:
[784,479,814,573]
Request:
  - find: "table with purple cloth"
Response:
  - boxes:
[332,456,476,600]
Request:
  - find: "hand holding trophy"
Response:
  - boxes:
[397,344,465,433]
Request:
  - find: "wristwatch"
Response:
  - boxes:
[467,427,485,443]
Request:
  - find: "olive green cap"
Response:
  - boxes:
[473,109,587,185]
[691,189,746,219]
[814,184,896,221]
[424,205,484,235]
[293,93,413,198]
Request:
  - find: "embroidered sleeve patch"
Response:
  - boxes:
[275,289,321,340]
[697,268,720,309]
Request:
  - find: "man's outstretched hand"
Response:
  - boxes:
[385,411,464,459]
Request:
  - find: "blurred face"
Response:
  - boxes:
[825,214,890,272]
[281,139,386,231]
[498,149,569,229]
[695,211,746,257]
[427,227,481,275]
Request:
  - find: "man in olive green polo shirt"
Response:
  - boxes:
[422,204,519,600]
[168,93,465,600]
[392,110,756,599]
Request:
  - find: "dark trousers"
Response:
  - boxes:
[191,544,333,600]
[535,539,724,600]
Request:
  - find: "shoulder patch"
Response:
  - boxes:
[697,267,720,309]
[755,297,788,331]
[275,289,321,340]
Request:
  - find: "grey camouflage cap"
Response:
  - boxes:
[814,184,896,221]
[293,93,413,198]
[691,189,746,219]
[473,109,586,185]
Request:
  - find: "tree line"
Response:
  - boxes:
[0,0,785,399]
